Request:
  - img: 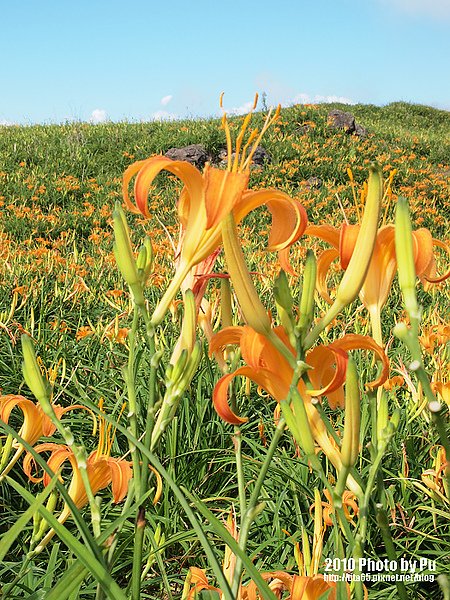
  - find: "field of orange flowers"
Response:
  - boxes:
[0,101,449,599]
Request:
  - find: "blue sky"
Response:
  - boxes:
[1,0,449,125]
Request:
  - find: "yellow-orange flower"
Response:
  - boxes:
[183,504,348,600]
[306,219,449,345]
[209,324,387,494]
[0,394,90,478]
[316,489,359,528]
[184,568,343,600]
[210,324,388,421]
[22,401,162,549]
[122,96,307,324]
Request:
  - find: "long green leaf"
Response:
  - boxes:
[45,488,163,600]
[0,421,104,564]
[0,472,58,562]
[183,488,278,600]
[68,396,234,600]
[5,475,127,600]
[45,561,88,600]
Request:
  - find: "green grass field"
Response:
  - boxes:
[0,101,449,599]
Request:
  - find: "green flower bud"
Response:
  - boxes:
[395,197,419,321]
[21,335,50,403]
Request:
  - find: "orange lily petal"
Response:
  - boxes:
[412,228,434,278]
[235,189,308,251]
[213,369,250,424]
[306,346,348,406]
[421,238,450,283]
[339,223,360,269]
[132,156,205,218]
[305,224,340,249]
[108,458,133,503]
[122,158,154,214]
[204,165,249,228]
[359,225,396,311]
[330,334,389,390]
[209,326,244,356]
[316,248,339,305]
[0,394,49,446]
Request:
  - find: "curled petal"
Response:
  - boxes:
[149,465,163,505]
[0,395,48,446]
[122,158,153,214]
[23,443,71,484]
[235,189,308,251]
[213,364,292,425]
[277,246,297,276]
[331,334,389,389]
[123,156,204,219]
[316,248,340,304]
[209,326,244,356]
[305,224,340,249]
[50,404,96,437]
[213,370,249,425]
[136,157,204,217]
[306,346,348,406]
[412,228,434,279]
[422,238,450,283]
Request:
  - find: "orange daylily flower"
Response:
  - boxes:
[123,96,307,324]
[185,492,352,600]
[185,568,343,600]
[316,489,359,528]
[210,324,387,494]
[306,220,449,344]
[0,394,91,478]
[210,324,389,421]
[22,401,162,549]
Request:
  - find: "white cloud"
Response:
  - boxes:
[160,95,173,106]
[292,93,355,106]
[377,0,450,19]
[220,101,256,116]
[0,119,15,126]
[150,110,177,121]
[90,109,108,124]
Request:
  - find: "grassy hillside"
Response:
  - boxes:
[0,102,449,599]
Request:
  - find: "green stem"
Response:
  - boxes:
[376,505,409,600]
[140,307,158,492]
[231,417,285,597]
[126,306,142,500]
[131,506,146,600]
[234,427,247,522]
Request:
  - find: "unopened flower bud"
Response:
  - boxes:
[21,335,50,404]
[341,357,361,469]
[395,197,420,321]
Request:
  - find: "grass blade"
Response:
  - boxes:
[0,472,58,562]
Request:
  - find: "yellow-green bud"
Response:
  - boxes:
[220,278,233,328]
[136,237,154,284]
[341,357,361,469]
[0,434,13,472]
[112,202,145,306]
[21,335,50,403]
[297,250,317,339]
[274,270,296,345]
[395,197,419,320]
[281,388,316,457]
